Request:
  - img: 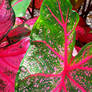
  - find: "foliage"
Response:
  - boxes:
[11,0,31,17]
[0,0,32,91]
[0,0,92,92]
[29,0,43,9]
[0,0,15,41]
[0,37,30,91]
[15,0,92,92]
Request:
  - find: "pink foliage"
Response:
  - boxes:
[0,0,14,40]
[15,17,24,25]
[0,25,31,44]
[0,0,31,91]
[0,37,30,92]
[25,16,38,29]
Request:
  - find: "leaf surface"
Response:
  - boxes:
[0,24,31,45]
[0,37,30,92]
[12,0,31,17]
[25,16,38,30]
[0,0,15,41]
[15,0,92,91]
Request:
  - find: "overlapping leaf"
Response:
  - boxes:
[15,0,92,91]
[25,16,38,29]
[67,42,92,91]
[0,24,31,45]
[0,37,30,92]
[0,0,15,41]
[11,0,31,17]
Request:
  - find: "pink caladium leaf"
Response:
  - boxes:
[15,0,92,92]
[0,37,30,92]
[0,0,15,41]
[1,24,31,45]
[25,16,39,30]
[76,16,92,43]
[15,17,24,25]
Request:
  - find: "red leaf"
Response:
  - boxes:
[25,16,38,29]
[0,0,15,40]
[15,17,24,25]
[0,37,30,91]
[1,25,31,44]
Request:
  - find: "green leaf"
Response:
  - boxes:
[11,0,31,17]
[31,0,79,62]
[15,43,63,91]
[15,0,82,91]
[69,42,92,91]
[73,42,92,64]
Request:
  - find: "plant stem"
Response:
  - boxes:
[27,0,35,18]
[27,8,32,16]
[32,0,35,18]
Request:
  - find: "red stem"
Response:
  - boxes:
[62,81,67,92]
[23,72,62,81]
[63,23,68,68]
[77,66,92,71]
[57,0,65,23]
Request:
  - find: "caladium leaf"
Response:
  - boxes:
[0,37,30,92]
[11,0,31,17]
[25,16,38,29]
[68,42,92,91]
[15,0,92,91]
[15,17,24,25]
[0,16,38,47]
[1,24,31,44]
[0,0,15,41]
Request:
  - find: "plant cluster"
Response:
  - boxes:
[0,0,92,92]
